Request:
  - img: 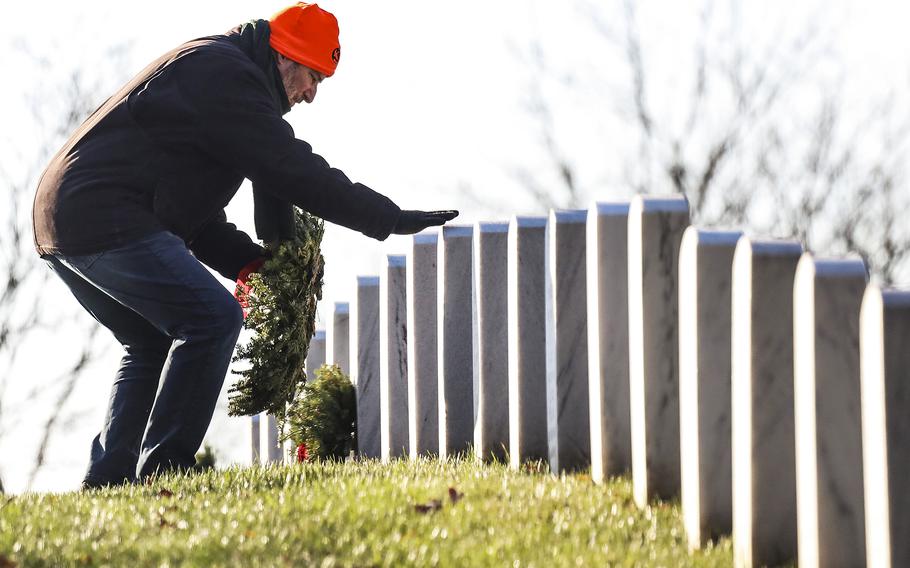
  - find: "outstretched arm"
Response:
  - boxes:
[391,210,460,235]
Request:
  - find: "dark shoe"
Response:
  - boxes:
[80,480,106,492]
[80,476,130,492]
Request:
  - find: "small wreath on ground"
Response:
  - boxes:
[286,364,356,461]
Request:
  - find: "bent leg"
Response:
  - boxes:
[56,231,243,480]
[44,255,171,486]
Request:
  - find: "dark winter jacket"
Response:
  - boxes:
[33,21,401,280]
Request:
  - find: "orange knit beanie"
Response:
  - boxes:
[269,3,340,77]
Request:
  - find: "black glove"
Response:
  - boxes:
[392,210,459,235]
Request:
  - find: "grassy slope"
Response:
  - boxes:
[0,459,731,567]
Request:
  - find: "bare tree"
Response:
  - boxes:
[496,0,910,285]
[0,40,132,492]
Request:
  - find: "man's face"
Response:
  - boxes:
[277,55,325,107]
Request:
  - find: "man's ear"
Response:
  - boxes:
[275,52,294,75]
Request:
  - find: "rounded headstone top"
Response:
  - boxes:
[882,289,910,307]
[477,221,509,233]
[800,254,868,279]
[334,302,350,313]
[511,216,547,228]
[314,330,326,340]
[737,238,804,257]
[442,225,473,238]
[591,201,631,216]
[357,275,380,286]
[386,255,407,268]
[550,209,587,224]
[865,283,910,308]
[683,227,744,247]
[413,233,439,245]
[631,194,690,213]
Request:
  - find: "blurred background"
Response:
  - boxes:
[2,0,909,494]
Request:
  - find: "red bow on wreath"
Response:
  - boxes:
[234,258,266,318]
[296,443,308,463]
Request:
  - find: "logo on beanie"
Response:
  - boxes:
[332,48,340,64]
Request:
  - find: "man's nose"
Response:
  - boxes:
[306,84,317,104]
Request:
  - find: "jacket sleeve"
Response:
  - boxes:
[178,49,402,241]
[189,210,266,281]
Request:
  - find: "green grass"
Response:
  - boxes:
[0,458,731,567]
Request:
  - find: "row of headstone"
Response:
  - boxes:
[250,194,910,568]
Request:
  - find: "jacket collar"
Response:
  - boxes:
[225,19,292,115]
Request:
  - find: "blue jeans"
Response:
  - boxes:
[44,231,243,485]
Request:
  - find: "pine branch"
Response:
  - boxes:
[228,209,325,423]
[285,364,356,460]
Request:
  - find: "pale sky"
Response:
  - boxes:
[2,0,909,494]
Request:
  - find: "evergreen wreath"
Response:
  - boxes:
[286,364,357,460]
[228,208,325,423]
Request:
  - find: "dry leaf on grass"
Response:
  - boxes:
[0,554,17,568]
[448,487,464,504]
[414,499,443,514]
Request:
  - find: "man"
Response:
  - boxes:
[32,3,458,488]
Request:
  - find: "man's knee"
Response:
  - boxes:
[213,294,244,340]
[183,292,244,343]
[170,289,244,344]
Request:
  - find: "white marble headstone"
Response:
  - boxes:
[438,225,476,459]
[250,414,261,464]
[474,222,510,461]
[587,202,632,483]
[860,284,910,568]
[327,302,351,376]
[731,238,803,568]
[678,228,741,549]
[628,195,689,507]
[352,278,381,459]
[545,209,591,473]
[381,255,409,461]
[305,329,326,383]
[259,413,281,464]
[300,329,328,462]
[793,254,868,568]
[407,233,439,458]
[508,216,549,469]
